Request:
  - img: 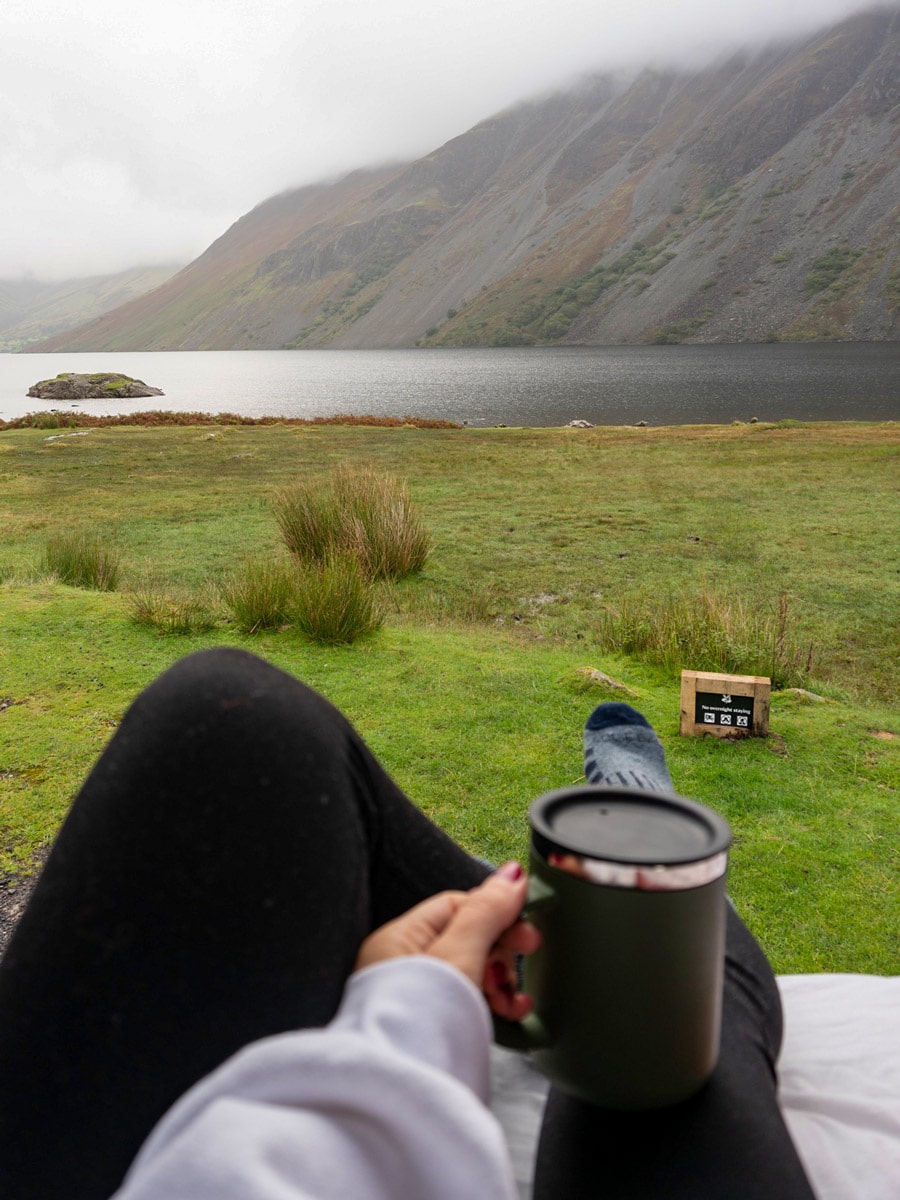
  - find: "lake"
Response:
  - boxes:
[0,343,897,426]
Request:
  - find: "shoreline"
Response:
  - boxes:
[1,410,896,433]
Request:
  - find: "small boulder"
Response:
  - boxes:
[576,668,639,696]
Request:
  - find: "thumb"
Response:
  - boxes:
[427,864,527,986]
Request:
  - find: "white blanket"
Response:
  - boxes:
[777,975,900,1200]
[490,974,900,1200]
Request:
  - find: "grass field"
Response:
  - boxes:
[1,419,897,973]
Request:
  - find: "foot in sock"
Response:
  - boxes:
[583,702,674,792]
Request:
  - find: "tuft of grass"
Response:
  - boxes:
[293,555,384,645]
[127,589,218,636]
[18,410,79,430]
[594,590,814,689]
[273,464,431,581]
[220,556,300,634]
[273,482,347,568]
[336,465,432,580]
[43,530,120,591]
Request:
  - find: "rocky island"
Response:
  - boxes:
[27,372,164,400]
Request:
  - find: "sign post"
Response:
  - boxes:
[679,670,770,738]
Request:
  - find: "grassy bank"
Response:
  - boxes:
[1,420,897,973]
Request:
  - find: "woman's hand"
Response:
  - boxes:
[355,863,541,1021]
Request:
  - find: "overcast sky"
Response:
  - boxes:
[0,0,889,281]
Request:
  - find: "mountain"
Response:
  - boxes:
[1,265,181,352]
[31,7,900,352]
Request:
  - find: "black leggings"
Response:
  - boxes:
[0,649,814,1200]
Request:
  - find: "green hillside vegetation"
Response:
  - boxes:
[422,239,681,347]
[1,419,897,975]
[804,246,865,297]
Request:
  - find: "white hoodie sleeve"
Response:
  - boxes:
[114,956,518,1200]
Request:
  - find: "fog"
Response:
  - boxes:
[0,0,890,280]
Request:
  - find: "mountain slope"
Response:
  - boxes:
[33,7,900,351]
[0,265,181,351]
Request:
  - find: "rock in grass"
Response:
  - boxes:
[27,372,164,400]
[576,667,639,696]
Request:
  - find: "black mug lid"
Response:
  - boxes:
[530,786,731,867]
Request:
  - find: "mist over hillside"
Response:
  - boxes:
[1,266,180,352]
[32,7,899,352]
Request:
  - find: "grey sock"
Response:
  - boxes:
[583,702,673,792]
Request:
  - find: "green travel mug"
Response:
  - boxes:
[496,785,732,1109]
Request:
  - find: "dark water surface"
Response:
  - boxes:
[1,343,897,426]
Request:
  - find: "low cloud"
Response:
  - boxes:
[0,0,889,280]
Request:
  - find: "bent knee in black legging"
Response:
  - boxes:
[29,647,375,957]
[91,647,359,825]
[118,646,346,760]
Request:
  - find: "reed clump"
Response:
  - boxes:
[273,464,431,582]
[43,530,120,592]
[128,589,218,636]
[292,555,385,645]
[594,590,814,689]
[219,556,299,634]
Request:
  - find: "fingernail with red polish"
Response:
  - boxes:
[490,962,508,988]
[496,861,523,881]
[491,962,516,997]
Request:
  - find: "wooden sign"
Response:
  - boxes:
[680,671,770,738]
